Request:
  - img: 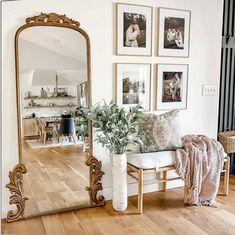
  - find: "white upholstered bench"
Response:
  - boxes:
[127,151,230,213]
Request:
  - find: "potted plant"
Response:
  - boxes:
[90,102,144,211]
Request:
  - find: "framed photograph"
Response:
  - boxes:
[156,64,188,110]
[158,8,191,57]
[116,63,151,110]
[116,3,152,56]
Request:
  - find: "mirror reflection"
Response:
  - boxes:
[18,26,90,216]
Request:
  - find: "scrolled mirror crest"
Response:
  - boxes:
[25,12,80,27]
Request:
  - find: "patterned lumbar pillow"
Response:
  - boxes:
[139,110,182,153]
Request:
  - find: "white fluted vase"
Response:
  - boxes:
[111,153,128,211]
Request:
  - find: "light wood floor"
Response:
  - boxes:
[2,176,235,235]
[22,141,90,217]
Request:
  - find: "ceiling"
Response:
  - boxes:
[19,26,87,86]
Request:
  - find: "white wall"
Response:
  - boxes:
[1,0,223,218]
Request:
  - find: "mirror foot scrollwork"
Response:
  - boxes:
[86,156,105,206]
[5,163,28,222]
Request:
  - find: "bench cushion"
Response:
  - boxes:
[127,151,176,169]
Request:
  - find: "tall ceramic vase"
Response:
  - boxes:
[112,153,128,211]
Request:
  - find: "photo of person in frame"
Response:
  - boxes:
[123,12,147,48]
[162,71,183,102]
[164,17,185,49]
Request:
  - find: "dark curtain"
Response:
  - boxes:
[218,0,235,174]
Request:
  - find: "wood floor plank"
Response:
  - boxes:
[106,201,168,235]
[24,217,46,235]
[58,212,87,235]
[213,209,235,228]
[74,209,105,235]
[177,207,226,234]
[82,205,126,235]
[41,214,67,235]
[165,217,208,235]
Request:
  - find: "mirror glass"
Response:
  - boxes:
[18,26,90,217]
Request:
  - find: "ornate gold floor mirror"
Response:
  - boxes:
[6,13,105,222]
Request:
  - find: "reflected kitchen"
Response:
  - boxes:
[22,73,88,146]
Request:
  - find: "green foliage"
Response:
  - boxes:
[90,101,145,154]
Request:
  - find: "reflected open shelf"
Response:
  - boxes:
[24,96,77,100]
[24,105,77,108]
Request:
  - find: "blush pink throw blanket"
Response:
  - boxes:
[175,135,225,207]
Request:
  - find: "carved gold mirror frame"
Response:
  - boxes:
[6,13,105,223]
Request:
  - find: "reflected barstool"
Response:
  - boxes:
[58,114,76,143]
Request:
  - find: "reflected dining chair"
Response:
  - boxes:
[35,117,42,142]
[58,114,76,143]
[38,118,54,144]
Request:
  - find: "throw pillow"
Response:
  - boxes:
[139,110,182,153]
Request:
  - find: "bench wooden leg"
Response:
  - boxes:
[223,156,230,196]
[138,169,143,214]
[163,171,167,192]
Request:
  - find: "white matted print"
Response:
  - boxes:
[117,4,152,56]
[158,8,191,57]
[156,64,188,110]
[116,64,151,110]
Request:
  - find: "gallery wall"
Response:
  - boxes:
[1,0,223,217]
